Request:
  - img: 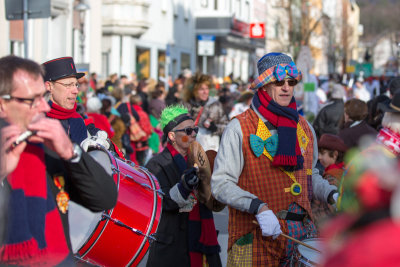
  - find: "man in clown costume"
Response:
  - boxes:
[211,52,338,266]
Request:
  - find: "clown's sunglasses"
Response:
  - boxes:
[274,79,298,87]
[173,126,199,135]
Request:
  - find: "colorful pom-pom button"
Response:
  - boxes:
[290,182,302,196]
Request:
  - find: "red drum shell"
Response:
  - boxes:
[75,151,162,267]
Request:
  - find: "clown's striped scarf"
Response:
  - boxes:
[252,90,304,171]
[166,143,220,266]
[0,144,71,266]
[47,101,89,144]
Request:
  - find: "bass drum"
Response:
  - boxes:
[69,148,163,267]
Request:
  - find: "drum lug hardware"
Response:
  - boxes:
[101,213,157,242]
[124,174,163,195]
[101,212,110,221]
[140,183,153,191]
[148,233,157,244]
[111,167,120,174]
[125,160,136,167]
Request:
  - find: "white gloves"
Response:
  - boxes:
[332,192,339,210]
[80,130,110,152]
[333,192,339,203]
[255,209,282,239]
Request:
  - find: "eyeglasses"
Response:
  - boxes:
[274,79,298,87]
[52,81,80,89]
[1,91,51,108]
[173,126,199,135]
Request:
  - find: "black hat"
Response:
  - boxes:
[380,91,400,113]
[42,57,85,82]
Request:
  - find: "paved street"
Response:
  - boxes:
[213,207,229,267]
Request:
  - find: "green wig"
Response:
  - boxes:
[160,105,192,135]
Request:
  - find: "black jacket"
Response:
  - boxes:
[313,99,345,138]
[0,145,117,266]
[44,146,118,251]
[145,149,190,267]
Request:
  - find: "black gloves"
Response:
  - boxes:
[181,167,199,191]
[176,167,199,199]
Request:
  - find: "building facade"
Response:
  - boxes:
[0,0,197,82]
[194,0,266,83]
[0,0,361,82]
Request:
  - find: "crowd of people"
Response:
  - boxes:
[1,51,400,266]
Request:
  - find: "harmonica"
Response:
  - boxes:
[11,130,37,149]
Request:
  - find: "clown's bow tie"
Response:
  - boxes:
[250,134,278,158]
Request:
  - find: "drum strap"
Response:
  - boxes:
[277,210,307,221]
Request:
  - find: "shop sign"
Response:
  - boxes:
[249,23,265,38]
[197,35,215,56]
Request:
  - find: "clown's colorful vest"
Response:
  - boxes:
[228,108,314,256]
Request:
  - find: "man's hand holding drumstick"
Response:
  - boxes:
[255,205,283,239]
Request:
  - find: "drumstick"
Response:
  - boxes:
[280,233,321,253]
[252,220,321,253]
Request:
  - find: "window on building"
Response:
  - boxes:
[172,59,178,79]
[245,1,250,21]
[181,53,190,73]
[214,0,218,10]
[274,18,280,38]
[136,47,151,80]
[158,50,166,80]
[10,41,24,57]
[102,52,109,77]
[201,0,208,8]
[9,20,24,57]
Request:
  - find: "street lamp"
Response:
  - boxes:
[74,1,90,63]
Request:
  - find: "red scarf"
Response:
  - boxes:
[0,144,70,266]
[325,162,345,173]
[46,102,81,120]
[376,127,400,156]
[252,90,303,170]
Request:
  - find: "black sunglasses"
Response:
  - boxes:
[173,126,199,135]
[274,79,298,87]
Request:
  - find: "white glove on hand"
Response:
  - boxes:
[255,209,282,239]
[332,192,339,211]
[80,130,110,152]
[333,192,339,203]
